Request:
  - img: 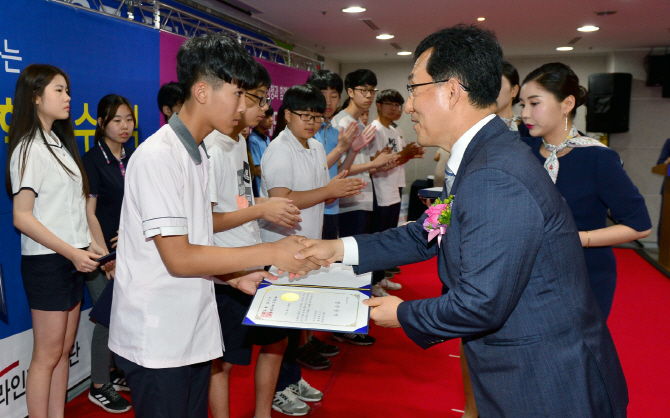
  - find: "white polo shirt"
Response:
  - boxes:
[109,116,222,369]
[9,130,90,255]
[369,120,402,207]
[331,110,374,213]
[205,131,262,283]
[259,127,329,242]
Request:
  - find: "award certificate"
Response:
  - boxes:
[243,264,371,334]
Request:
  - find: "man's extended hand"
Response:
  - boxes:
[272,235,324,278]
[221,270,276,295]
[295,238,344,266]
[364,296,403,328]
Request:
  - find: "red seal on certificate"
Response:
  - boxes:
[261,311,273,318]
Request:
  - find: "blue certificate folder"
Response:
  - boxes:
[418,186,443,199]
[243,264,371,334]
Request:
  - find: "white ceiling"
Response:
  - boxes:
[195,0,670,63]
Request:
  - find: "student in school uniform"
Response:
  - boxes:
[107,34,321,418]
[259,84,367,416]
[157,81,185,124]
[248,105,274,193]
[368,90,425,294]
[7,64,110,418]
[330,70,397,344]
[82,94,136,413]
[205,60,305,418]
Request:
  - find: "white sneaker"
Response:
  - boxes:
[289,378,323,402]
[371,284,389,297]
[379,278,402,290]
[273,387,310,416]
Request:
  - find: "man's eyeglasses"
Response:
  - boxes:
[380,102,402,109]
[406,79,470,98]
[290,110,324,123]
[246,92,271,107]
[354,88,379,97]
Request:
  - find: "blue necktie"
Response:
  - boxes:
[444,165,456,195]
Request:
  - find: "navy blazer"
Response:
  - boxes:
[353,117,628,418]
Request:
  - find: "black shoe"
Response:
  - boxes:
[296,342,332,370]
[308,335,340,357]
[110,369,130,392]
[386,267,401,274]
[332,333,376,346]
[88,383,132,413]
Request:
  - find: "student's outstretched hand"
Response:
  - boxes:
[326,170,366,199]
[371,148,398,171]
[259,197,302,228]
[294,238,344,266]
[69,248,101,273]
[226,270,276,295]
[351,124,376,152]
[338,121,359,150]
[364,296,403,328]
[272,235,324,278]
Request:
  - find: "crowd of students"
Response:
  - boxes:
[4,26,651,418]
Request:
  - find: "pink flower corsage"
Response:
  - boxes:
[422,196,453,247]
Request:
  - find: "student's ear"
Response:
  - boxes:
[192,81,209,105]
[162,105,172,118]
[347,87,354,99]
[284,109,292,124]
[97,117,104,126]
[376,102,382,112]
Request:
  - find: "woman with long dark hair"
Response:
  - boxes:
[519,62,651,319]
[6,64,106,417]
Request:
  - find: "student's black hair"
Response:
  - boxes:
[306,70,344,95]
[344,69,377,92]
[414,24,502,109]
[95,94,136,146]
[6,64,89,198]
[272,105,287,139]
[176,33,257,100]
[502,61,520,105]
[264,105,274,117]
[253,60,272,90]
[522,62,588,118]
[157,81,184,122]
[376,89,405,105]
[282,84,326,114]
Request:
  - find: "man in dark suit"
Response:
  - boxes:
[297,25,628,417]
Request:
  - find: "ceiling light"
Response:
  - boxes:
[397,51,412,56]
[477,17,485,21]
[342,6,366,13]
[556,46,574,51]
[376,34,394,40]
[577,25,599,32]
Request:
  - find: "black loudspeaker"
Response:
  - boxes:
[645,54,669,87]
[586,73,632,133]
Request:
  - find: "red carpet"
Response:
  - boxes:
[65,249,670,417]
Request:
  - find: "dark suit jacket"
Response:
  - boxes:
[353,117,628,418]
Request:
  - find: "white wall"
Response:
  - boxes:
[339,52,670,243]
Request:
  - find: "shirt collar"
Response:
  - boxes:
[280,127,312,153]
[98,139,126,164]
[447,113,495,175]
[168,113,206,164]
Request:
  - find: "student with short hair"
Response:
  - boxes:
[205,60,302,418]
[108,33,321,418]
[248,105,274,193]
[82,94,137,413]
[7,64,109,418]
[157,81,184,123]
[259,84,366,415]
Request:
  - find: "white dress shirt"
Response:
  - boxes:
[341,114,495,265]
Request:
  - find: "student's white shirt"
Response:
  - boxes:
[331,110,374,212]
[109,122,222,369]
[259,127,329,242]
[9,130,90,255]
[205,131,262,283]
[395,126,407,188]
[369,120,402,206]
